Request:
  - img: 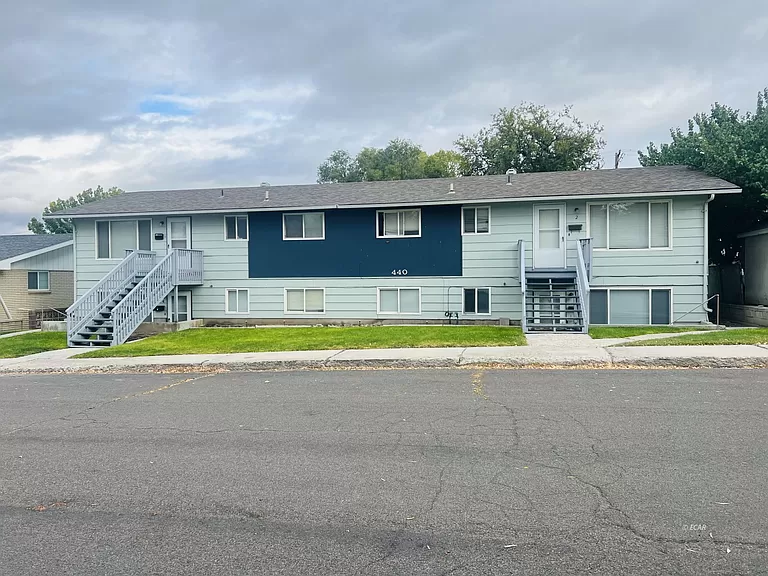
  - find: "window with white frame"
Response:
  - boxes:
[588,201,670,249]
[285,288,325,313]
[463,288,490,314]
[283,213,325,240]
[225,289,249,314]
[27,271,49,292]
[96,220,152,259]
[376,209,421,238]
[378,288,421,314]
[225,215,248,240]
[589,288,671,325]
[462,207,490,234]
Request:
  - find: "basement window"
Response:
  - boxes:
[225,289,249,314]
[589,288,671,325]
[463,288,490,314]
[285,288,325,314]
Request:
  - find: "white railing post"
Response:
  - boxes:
[576,240,591,332]
[518,239,527,333]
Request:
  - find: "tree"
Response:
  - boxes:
[317,139,464,183]
[28,186,123,234]
[454,103,605,175]
[639,89,768,264]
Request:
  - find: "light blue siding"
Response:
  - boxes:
[11,245,73,271]
[72,194,710,324]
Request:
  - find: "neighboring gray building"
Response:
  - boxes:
[51,166,740,347]
[0,234,74,331]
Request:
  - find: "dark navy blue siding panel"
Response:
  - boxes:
[248,206,462,278]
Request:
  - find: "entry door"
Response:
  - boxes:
[176,291,191,322]
[167,217,191,251]
[533,204,566,269]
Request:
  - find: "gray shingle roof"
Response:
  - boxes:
[0,234,73,261]
[51,166,740,218]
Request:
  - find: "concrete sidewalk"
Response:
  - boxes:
[3,333,768,373]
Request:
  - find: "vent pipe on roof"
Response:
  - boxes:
[506,168,514,185]
[264,190,270,201]
[220,189,224,197]
[448,182,455,194]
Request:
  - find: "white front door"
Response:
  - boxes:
[533,204,566,269]
[167,217,191,251]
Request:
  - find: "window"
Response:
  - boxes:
[589,288,671,325]
[285,288,325,314]
[27,271,49,292]
[588,201,671,249]
[462,207,490,234]
[225,215,248,240]
[96,220,152,259]
[463,288,490,314]
[378,288,421,314]
[283,213,324,240]
[376,209,421,238]
[225,289,249,314]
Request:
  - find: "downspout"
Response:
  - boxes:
[703,194,716,316]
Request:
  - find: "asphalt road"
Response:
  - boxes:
[0,369,766,575]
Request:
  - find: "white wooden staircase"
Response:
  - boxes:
[67,249,203,347]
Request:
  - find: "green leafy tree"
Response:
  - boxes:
[639,89,768,263]
[317,139,463,183]
[28,186,123,234]
[455,103,605,175]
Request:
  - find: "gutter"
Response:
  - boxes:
[703,193,716,313]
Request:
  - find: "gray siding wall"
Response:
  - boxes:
[11,244,73,271]
[72,194,710,324]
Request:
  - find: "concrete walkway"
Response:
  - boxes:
[3,336,768,373]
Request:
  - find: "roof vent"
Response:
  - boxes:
[506,168,514,185]
[220,189,224,197]
[264,190,270,201]
[448,182,455,194]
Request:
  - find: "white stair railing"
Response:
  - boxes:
[575,239,591,332]
[518,239,527,332]
[111,251,177,346]
[67,251,156,344]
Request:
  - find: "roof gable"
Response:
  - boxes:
[0,234,73,261]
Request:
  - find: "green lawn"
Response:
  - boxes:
[0,332,68,358]
[588,326,712,339]
[76,326,527,358]
[622,328,768,346]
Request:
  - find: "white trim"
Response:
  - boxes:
[462,287,492,315]
[461,206,491,235]
[0,240,74,270]
[224,214,249,241]
[586,200,673,251]
[376,209,422,239]
[54,188,741,220]
[283,288,327,314]
[589,286,674,325]
[224,288,250,314]
[376,287,422,314]
[27,270,50,293]
[282,212,325,241]
[533,203,566,269]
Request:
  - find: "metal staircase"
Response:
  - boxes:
[67,249,203,347]
[525,272,584,332]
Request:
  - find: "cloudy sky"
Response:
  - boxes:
[2,0,767,233]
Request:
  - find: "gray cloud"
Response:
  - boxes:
[1,0,767,232]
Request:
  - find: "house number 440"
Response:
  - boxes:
[391,269,408,276]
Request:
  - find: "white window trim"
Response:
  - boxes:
[376,209,422,239]
[284,288,326,315]
[591,286,674,325]
[376,287,422,315]
[27,271,50,293]
[95,219,153,260]
[223,214,249,241]
[463,287,491,315]
[461,206,491,235]
[586,200,673,251]
[224,288,250,314]
[282,212,325,241]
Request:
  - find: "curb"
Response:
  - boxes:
[3,356,768,375]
